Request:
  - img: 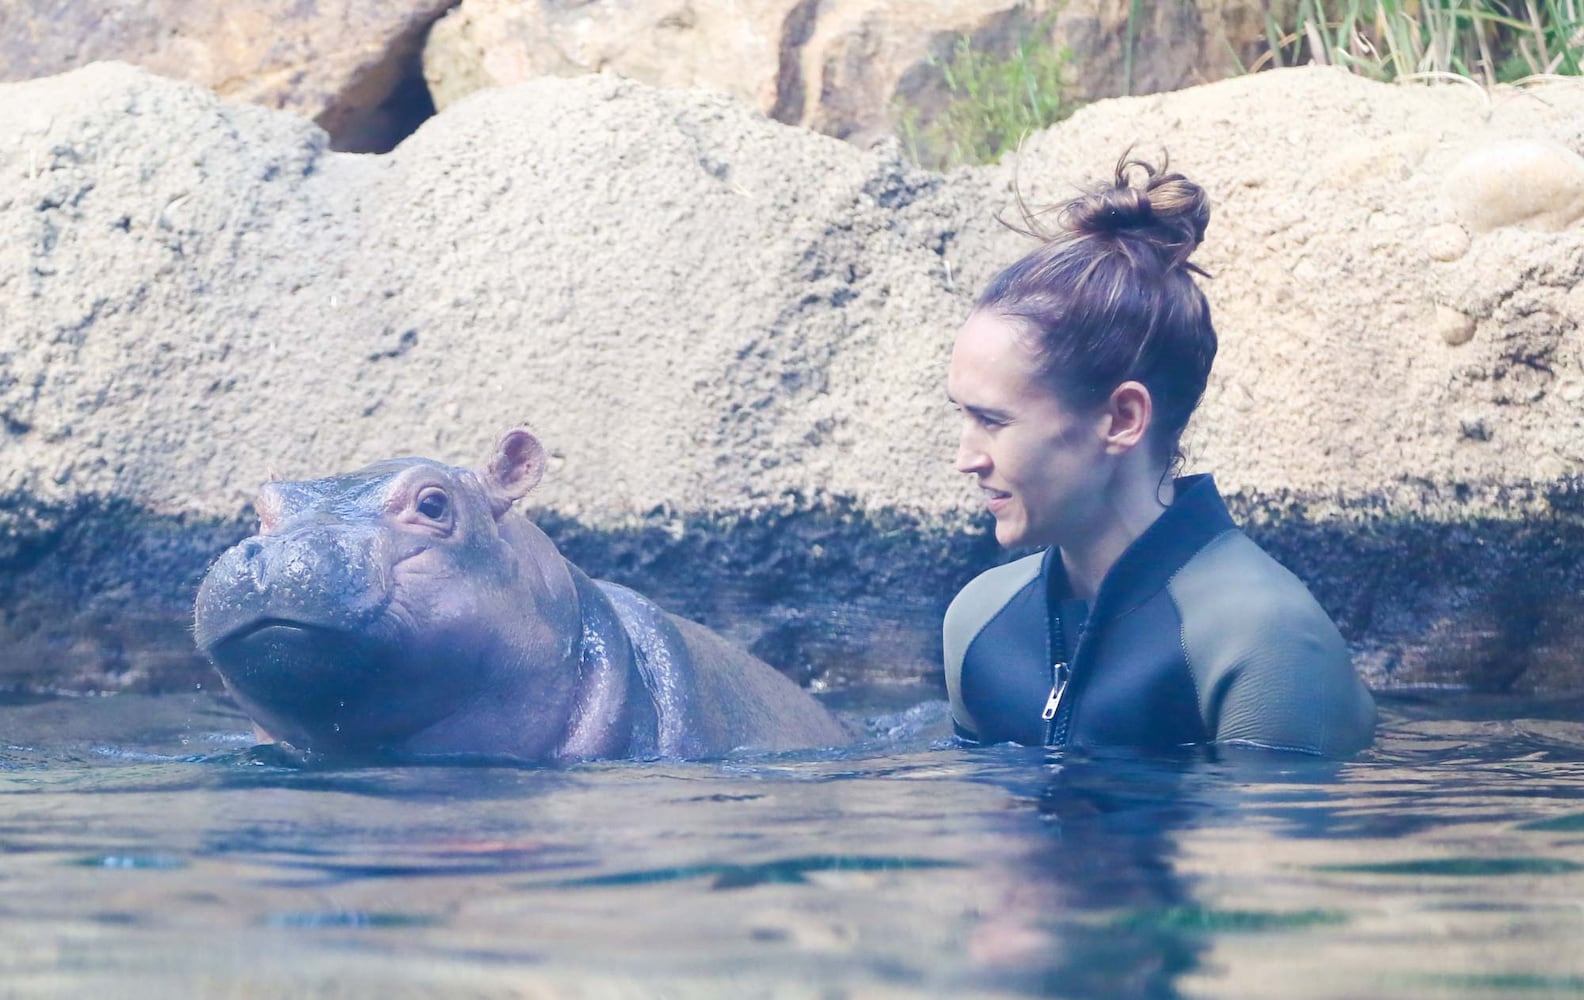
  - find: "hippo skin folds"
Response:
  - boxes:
[193,430,850,761]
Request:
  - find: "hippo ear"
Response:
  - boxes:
[483,428,547,517]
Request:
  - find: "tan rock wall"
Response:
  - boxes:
[0,63,963,531]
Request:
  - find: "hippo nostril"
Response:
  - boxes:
[241,538,264,560]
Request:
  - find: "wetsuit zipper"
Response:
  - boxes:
[1043,594,1086,747]
[1041,659,1069,745]
[1042,591,1070,747]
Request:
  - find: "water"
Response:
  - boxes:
[2,688,1584,998]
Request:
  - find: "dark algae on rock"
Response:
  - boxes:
[5,482,1584,696]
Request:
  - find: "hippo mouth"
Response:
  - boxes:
[207,619,386,726]
[210,618,374,663]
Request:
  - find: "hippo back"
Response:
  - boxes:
[596,581,850,755]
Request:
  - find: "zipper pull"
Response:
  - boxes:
[1041,661,1070,721]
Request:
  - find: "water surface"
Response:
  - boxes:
[2,688,1583,998]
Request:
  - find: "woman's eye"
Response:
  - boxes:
[955,405,1004,429]
[416,490,449,520]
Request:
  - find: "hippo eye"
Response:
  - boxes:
[416,489,450,521]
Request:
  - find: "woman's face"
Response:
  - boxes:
[947,311,1109,550]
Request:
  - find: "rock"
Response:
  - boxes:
[424,0,1287,149]
[1323,132,1435,189]
[1050,0,1280,99]
[0,0,1318,159]
[422,0,809,119]
[1435,304,1477,346]
[1444,139,1584,233]
[792,0,1063,148]
[0,0,456,152]
[2,65,1584,695]
[1422,222,1470,262]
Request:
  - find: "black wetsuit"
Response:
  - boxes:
[943,475,1376,758]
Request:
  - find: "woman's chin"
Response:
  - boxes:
[995,516,1059,551]
[993,521,1029,549]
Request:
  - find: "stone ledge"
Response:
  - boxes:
[3,486,1580,696]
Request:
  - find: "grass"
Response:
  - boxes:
[1260,0,1583,83]
[895,26,1077,171]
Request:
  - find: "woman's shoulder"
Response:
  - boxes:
[1170,528,1334,625]
[1166,527,1352,683]
[942,550,1048,737]
[1168,527,1353,685]
[945,551,1045,629]
[942,550,1045,669]
[1171,529,1375,755]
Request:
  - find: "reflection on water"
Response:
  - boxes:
[2,689,1584,997]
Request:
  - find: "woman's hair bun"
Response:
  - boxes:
[982,149,1220,472]
[1059,154,1210,274]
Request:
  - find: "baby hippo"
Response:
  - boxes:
[193,429,849,761]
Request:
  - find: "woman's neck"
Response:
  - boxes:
[1059,465,1175,602]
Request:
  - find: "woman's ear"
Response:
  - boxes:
[481,428,547,517]
[1102,381,1153,455]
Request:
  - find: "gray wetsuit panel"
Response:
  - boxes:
[1168,531,1376,757]
[943,552,1044,740]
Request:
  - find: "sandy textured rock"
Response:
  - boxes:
[1444,138,1584,233]
[423,0,808,118]
[2,64,1584,694]
[1421,222,1470,262]
[0,0,455,151]
[1433,304,1478,347]
[0,62,962,530]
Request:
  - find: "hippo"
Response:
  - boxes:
[193,429,850,761]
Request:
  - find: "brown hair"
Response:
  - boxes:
[976,153,1217,472]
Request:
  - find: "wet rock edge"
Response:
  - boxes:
[2,483,1582,696]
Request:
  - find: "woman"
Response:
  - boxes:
[943,155,1375,758]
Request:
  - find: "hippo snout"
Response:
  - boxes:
[194,527,394,652]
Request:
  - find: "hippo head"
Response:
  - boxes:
[194,429,581,755]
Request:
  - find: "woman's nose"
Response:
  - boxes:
[956,431,990,475]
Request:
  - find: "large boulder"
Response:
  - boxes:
[0,0,456,152]
[1,63,1581,696]
[423,0,1289,149]
[422,0,809,120]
